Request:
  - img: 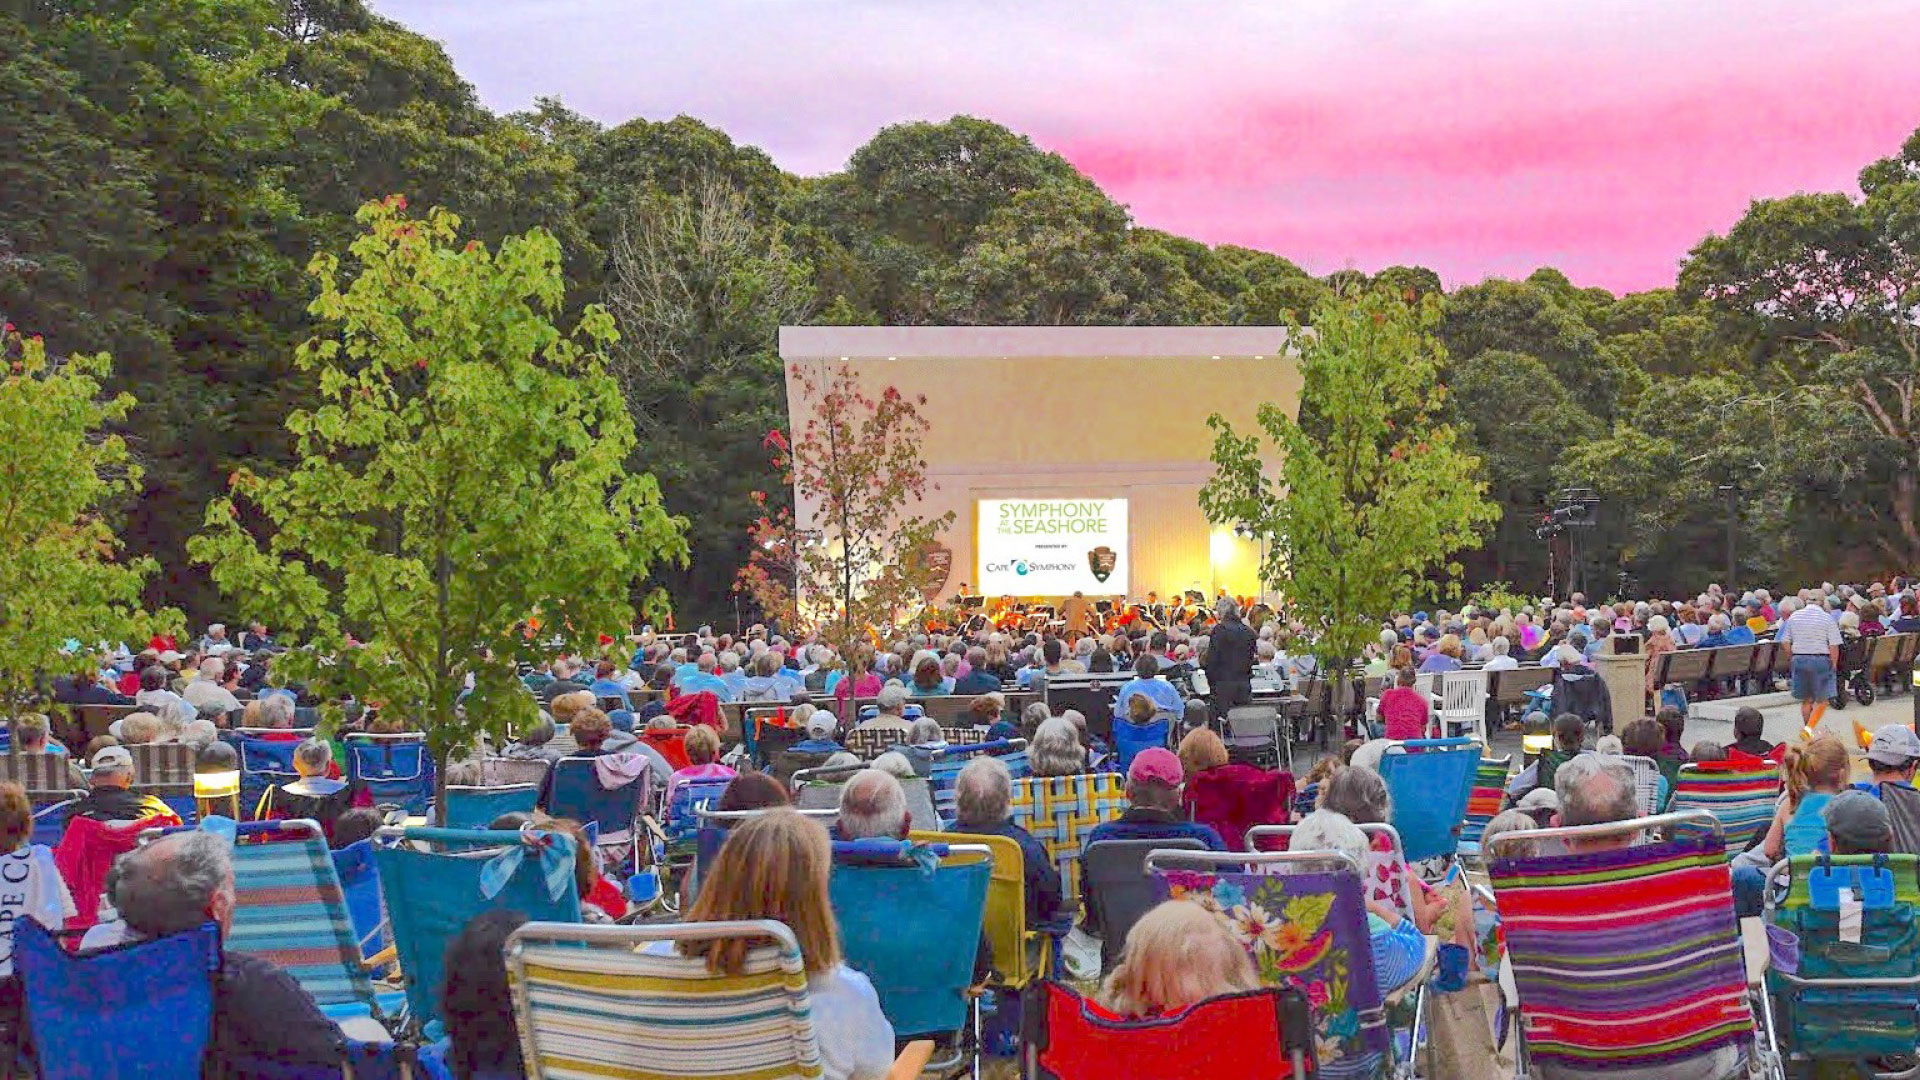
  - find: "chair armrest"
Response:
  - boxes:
[887,1040,935,1080]
[361,945,398,971]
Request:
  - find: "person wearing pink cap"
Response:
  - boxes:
[1085,748,1225,851]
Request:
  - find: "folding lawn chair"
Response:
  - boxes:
[1082,837,1207,972]
[1111,716,1172,775]
[845,726,910,760]
[29,793,83,850]
[1621,752,1664,815]
[1668,760,1781,852]
[829,838,993,1074]
[372,825,583,1032]
[331,837,390,969]
[545,755,648,872]
[1182,763,1293,852]
[1021,980,1315,1080]
[1148,847,1394,1078]
[1008,772,1130,904]
[128,742,198,825]
[1765,853,1920,1074]
[792,765,940,832]
[911,829,1057,992]
[1377,737,1482,863]
[344,733,434,816]
[17,918,218,1080]
[505,919,935,1080]
[929,739,1029,823]
[1455,753,1511,861]
[441,783,541,829]
[1487,810,1782,1079]
[479,755,550,788]
[233,727,315,819]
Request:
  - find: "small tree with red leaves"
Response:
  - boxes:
[736,364,954,654]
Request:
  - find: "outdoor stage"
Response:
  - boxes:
[777,326,1300,603]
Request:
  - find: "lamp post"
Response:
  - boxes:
[194,740,241,822]
[1718,484,1737,596]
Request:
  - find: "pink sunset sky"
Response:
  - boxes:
[373,0,1920,294]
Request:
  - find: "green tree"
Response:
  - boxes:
[190,200,687,809]
[604,178,815,626]
[738,365,956,656]
[0,329,173,717]
[1202,289,1500,667]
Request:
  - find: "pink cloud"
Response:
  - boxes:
[375,0,1920,293]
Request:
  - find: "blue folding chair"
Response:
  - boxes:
[331,838,390,969]
[1111,718,1172,775]
[1377,737,1482,862]
[345,733,434,816]
[233,728,313,820]
[17,918,219,1080]
[928,740,1029,824]
[664,776,735,851]
[371,826,582,1033]
[546,757,647,874]
[829,838,992,1072]
[442,783,541,830]
[30,796,80,849]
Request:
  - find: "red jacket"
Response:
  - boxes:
[665,691,722,731]
[55,812,179,931]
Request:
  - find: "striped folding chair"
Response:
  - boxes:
[1456,753,1512,860]
[129,743,197,825]
[199,820,400,1031]
[505,920,934,1080]
[0,752,79,800]
[1487,810,1780,1078]
[1008,772,1129,903]
[481,755,551,788]
[1620,753,1664,816]
[1668,760,1780,851]
[929,741,1029,824]
[940,725,989,746]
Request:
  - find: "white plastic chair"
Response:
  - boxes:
[1437,669,1489,744]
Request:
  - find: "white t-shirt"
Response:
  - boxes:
[0,845,76,976]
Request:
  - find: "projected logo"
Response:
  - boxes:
[1087,546,1116,584]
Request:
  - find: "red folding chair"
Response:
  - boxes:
[1022,980,1314,1078]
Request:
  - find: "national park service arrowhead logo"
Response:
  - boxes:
[1087,546,1117,584]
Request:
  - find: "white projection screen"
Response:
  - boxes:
[976,498,1129,596]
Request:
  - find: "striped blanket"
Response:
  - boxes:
[1668,762,1779,851]
[1490,836,1751,1072]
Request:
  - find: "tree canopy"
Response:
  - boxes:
[6,0,1918,630]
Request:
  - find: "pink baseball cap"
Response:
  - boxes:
[1128,748,1184,787]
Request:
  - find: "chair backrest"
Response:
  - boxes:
[1149,848,1388,1072]
[344,734,434,815]
[548,755,647,841]
[1083,838,1207,971]
[1705,644,1755,680]
[1660,648,1714,684]
[1377,737,1482,861]
[234,728,314,815]
[1182,765,1293,852]
[1668,760,1780,850]
[507,920,823,1078]
[480,755,551,788]
[1009,772,1130,902]
[443,783,541,830]
[1489,829,1752,1073]
[795,774,940,833]
[372,826,583,1026]
[18,918,220,1080]
[1488,665,1555,704]
[1023,980,1304,1079]
[638,726,692,771]
[218,819,374,1010]
[1620,753,1663,816]
[829,841,993,1039]
[1878,783,1920,857]
[330,838,387,964]
[127,742,196,789]
[928,741,1030,822]
[0,753,75,799]
[30,796,81,849]
[844,726,909,760]
[1766,853,1920,1060]
[1437,668,1490,740]
[911,829,1039,988]
[940,725,989,746]
[1869,633,1906,669]
[1110,717,1171,775]
[665,776,738,846]
[1459,753,1512,847]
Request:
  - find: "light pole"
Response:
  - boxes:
[1718,484,1737,596]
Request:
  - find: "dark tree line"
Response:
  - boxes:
[5,0,1915,624]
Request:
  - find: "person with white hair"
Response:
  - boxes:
[198,623,234,655]
[182,656,242,714]
[1291,810,1428,995]
[1483,635,1518,672]
[1029,716,1087,777]
[255,692,297,730]
[951,756,1063,927]
[255,737,352,837]
[837,769,909,841]
[856,684,915,733]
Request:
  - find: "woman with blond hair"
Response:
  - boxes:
[664,723,736,806]
[1101,900,1258,1018]
[672,809,894,1079]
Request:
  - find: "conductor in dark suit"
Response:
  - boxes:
[1204,597,1257,710]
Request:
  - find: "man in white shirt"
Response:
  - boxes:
[1780,590,1843,725]
[1482,636,1520,671]
[182,656,243,714]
